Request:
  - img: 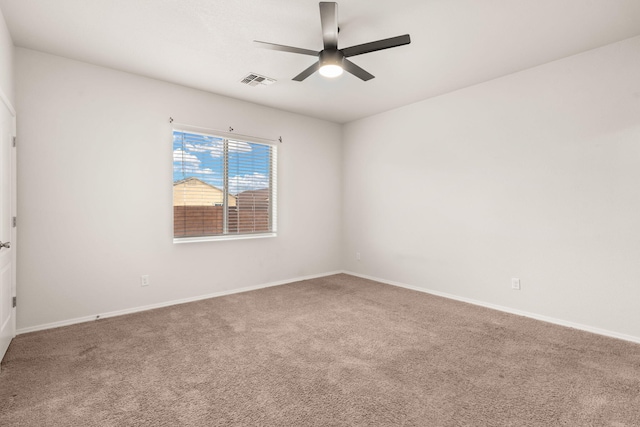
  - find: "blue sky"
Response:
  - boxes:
[173,131,271,195]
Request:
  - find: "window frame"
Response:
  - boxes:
[172,124,278,244]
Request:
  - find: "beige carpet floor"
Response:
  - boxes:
[1,274,639,426]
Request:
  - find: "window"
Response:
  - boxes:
[172,129,277,242]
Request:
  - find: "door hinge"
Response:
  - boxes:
[12,216,16,227]
[12,136,16,147]
[12,296,16,308]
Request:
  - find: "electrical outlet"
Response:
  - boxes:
[356,252,361,261]
[511,278,521,290]
[141,275,150,287]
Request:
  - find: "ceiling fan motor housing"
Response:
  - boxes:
[319,49,344,67]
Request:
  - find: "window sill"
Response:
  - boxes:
[173,233,277,244]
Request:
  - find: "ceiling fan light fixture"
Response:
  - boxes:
[319,63,343,78]
[318,49,344,78]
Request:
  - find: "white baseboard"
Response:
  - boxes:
[19,270,640,345]
[16,271,343,335]
[343,270,640,345]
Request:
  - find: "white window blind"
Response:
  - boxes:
[172,130,277,241]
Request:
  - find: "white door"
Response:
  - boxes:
[0,93,16,364]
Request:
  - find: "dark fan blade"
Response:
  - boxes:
[293,62,320,81]
[342,59,374,81]
[341,34,411,58]
[254,40,319,56]
[319,2,338,50]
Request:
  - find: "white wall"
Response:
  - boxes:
[0,7,13,104]
[343,36,640,340]
[16,48,342,330]
[13,34,640,340]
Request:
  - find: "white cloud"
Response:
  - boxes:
[177,136,253,160]
[185,140,224,157]
[228,140,253,153]
[173,148,199,164]
[173,149,208,176]
[174,132,225,157]
[208,141,225,158]
[183,142,210,153]
[228,172,269,194]
[207,140,251,158]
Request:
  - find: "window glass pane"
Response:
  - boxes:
[227,140,272,234]
[173,130,276,240]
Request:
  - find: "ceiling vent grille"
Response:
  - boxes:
[240,73,276,87]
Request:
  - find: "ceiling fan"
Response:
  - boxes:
[254,2,411,82]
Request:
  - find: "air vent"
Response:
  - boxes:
[240,73,276,87]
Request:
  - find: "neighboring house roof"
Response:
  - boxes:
[173,177,237,206]
[173,177,217,188]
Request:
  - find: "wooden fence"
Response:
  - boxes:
[174,206,269,237]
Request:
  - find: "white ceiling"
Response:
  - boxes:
[2,0,640,123]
